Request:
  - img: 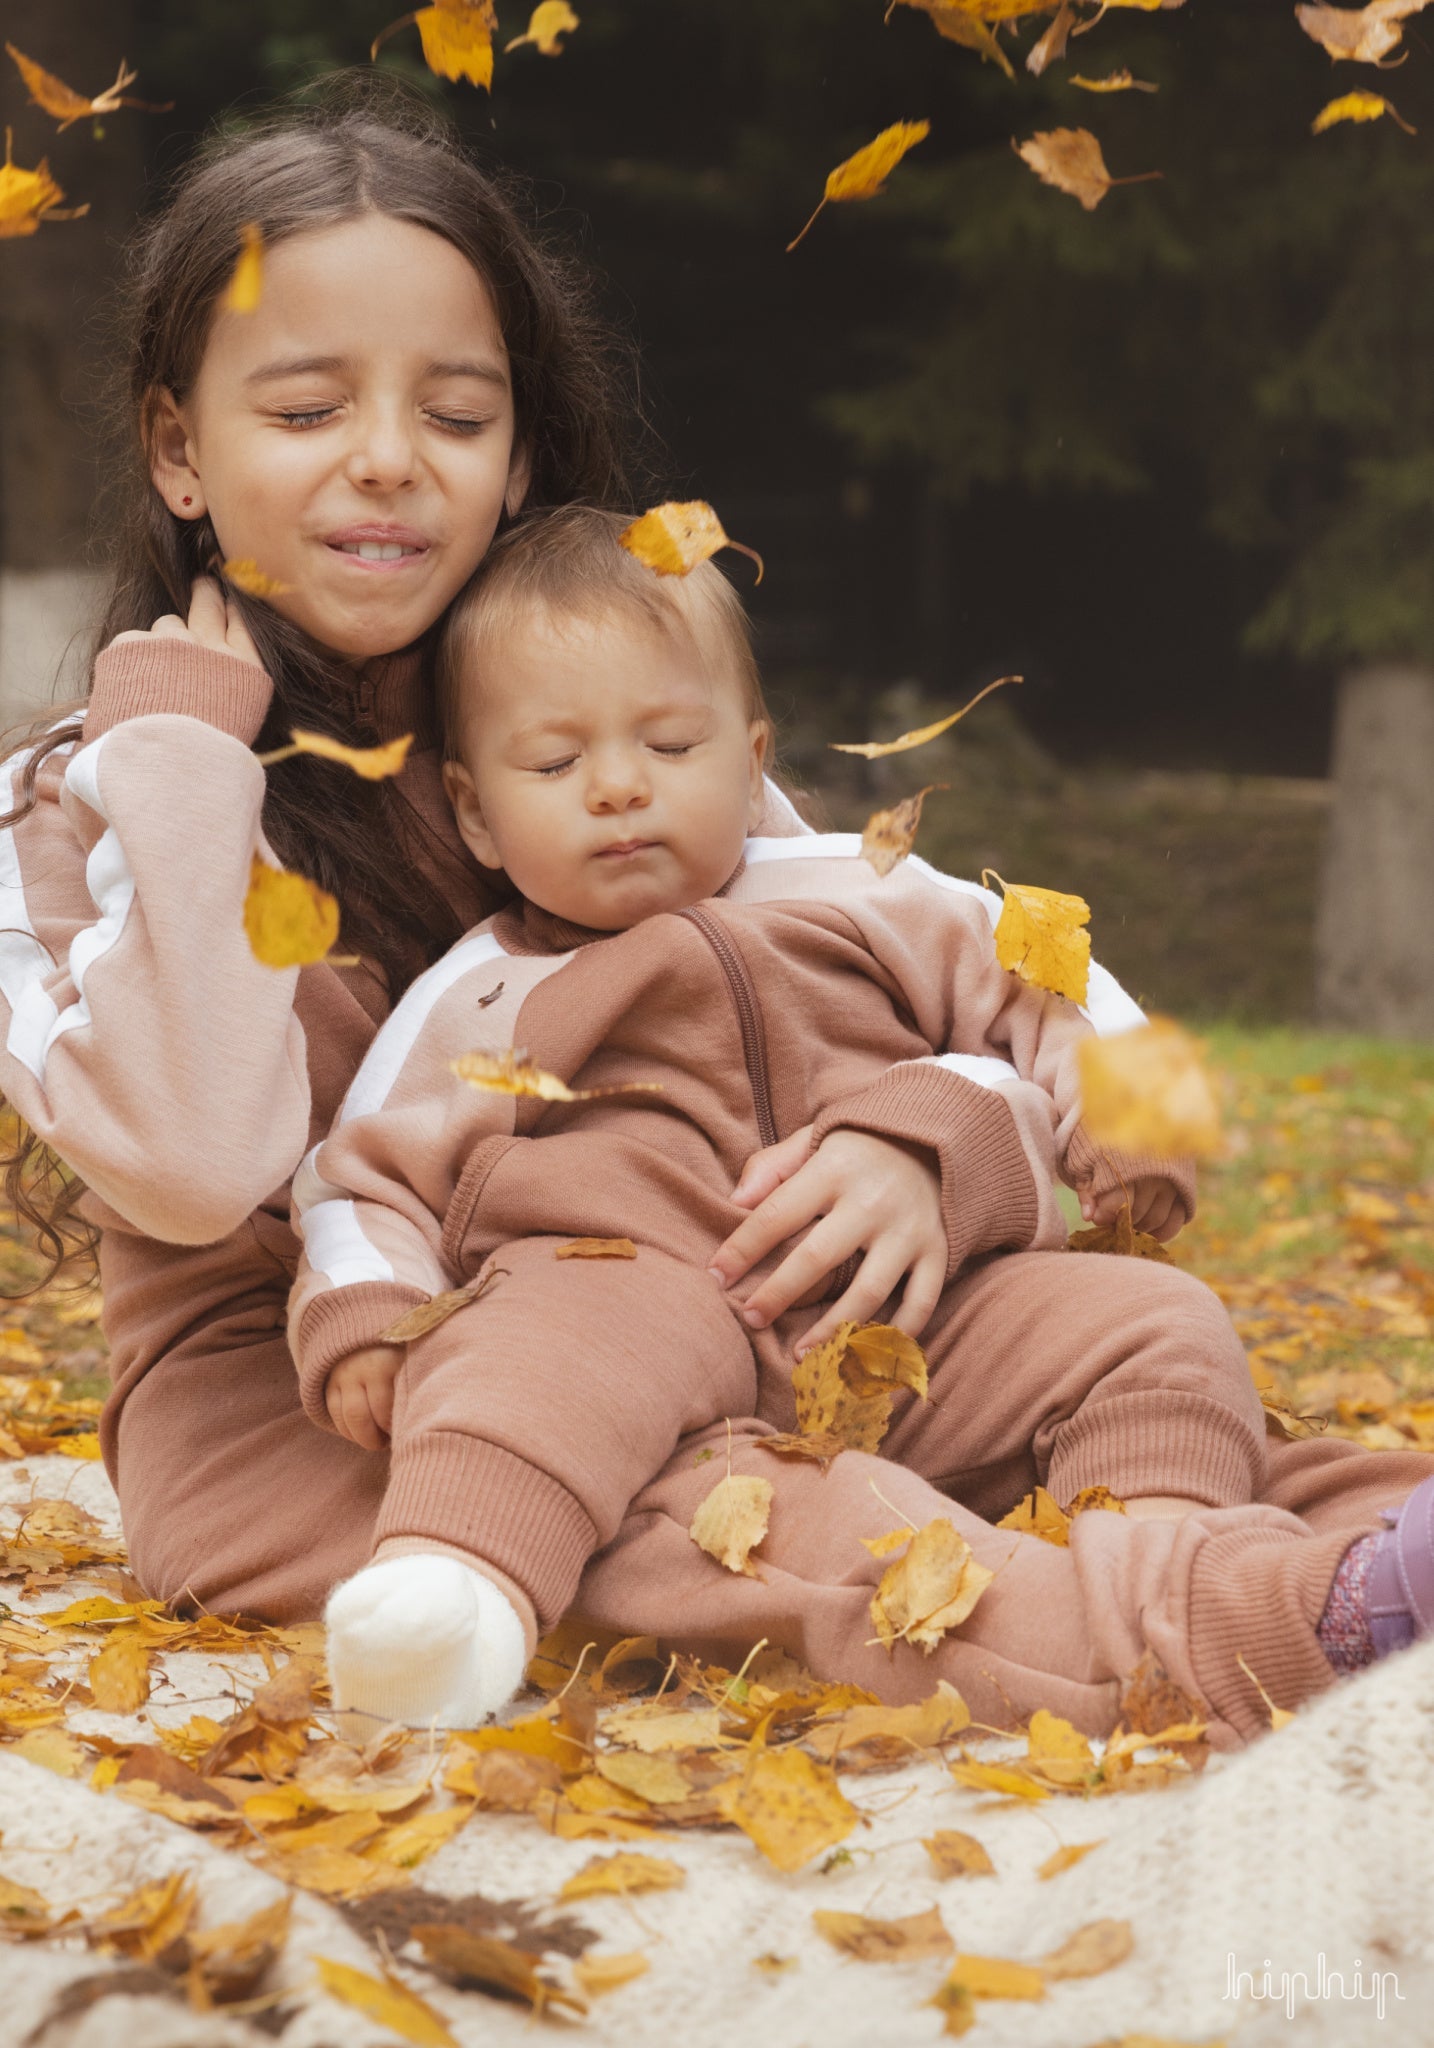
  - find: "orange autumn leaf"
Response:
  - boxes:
[505,2,581,55]
[243,856,341,969]
[1071,69,1159,91]
[222,224,264,315]
[5,47,171,131]
[221,557,289,599]
[619,501,764,583]
[1067,1202,1174,1262]
[373,0,498,90]
[0,128,88,238]
[862,785,946,878]
[452,1047,664,1104]
[689,1471,773,1575]
[813,1906,953,1963]
[314,1956,458,2045]
[1078,1017,1222,1158]
[1296,0,1431,65]
[831,674,1019,757]
[996,1484,1072,1545]
[379,1266,504,1344]
[555,1237,638,1259]
[788,120,930,252]
[985,871,1091,1004]
[717,1746,858,1871]
[1312,89,1416,133]
[258,729,414,781]
[870,1517,994,1652]
[1013,126,1162,211]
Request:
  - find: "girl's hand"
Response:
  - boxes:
[1081,1179,1185,1244]
[110,577,263,668]
[708,1126,947,1356]
[325,1344,403,1450]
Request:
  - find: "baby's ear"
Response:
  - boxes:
[746,718,771,828]
[443,759,503,871]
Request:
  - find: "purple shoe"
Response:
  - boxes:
[1368,1473,1434,1656]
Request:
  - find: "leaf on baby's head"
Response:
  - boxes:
[619,501,764,583]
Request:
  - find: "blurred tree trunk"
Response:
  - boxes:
[1316,667,1434,1039]
[0,0,143,722]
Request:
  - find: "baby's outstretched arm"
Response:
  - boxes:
[325,1344,404,1450]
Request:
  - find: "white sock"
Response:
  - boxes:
[324,1553,528,1728]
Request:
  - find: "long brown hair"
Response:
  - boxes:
[1,76,647,1283]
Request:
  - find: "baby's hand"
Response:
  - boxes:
[325,1344,404,1449]
[1081,1179,1186,1244]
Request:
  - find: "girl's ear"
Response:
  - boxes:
[147,389,207,521]
[443,758,504,871]
[504,441,533,521]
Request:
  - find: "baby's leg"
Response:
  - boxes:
[325,1236,754,1727]
[873,1248,1267,1521]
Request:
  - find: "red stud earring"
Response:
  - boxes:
[182,496,193,507]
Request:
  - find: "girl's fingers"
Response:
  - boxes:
[737,1208,869,1330]
[731,1125,815,1211]
[187,577,229,649]
[709,1159,832,1287]
[792,1246,910,1356]
[149,615,192,641]
[223,596,264,668]
[889,1251,946,1341]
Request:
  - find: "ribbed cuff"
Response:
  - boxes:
[86,639,274,745]
[1187,1524,1351,1739]
[377,1431,598,1632]
[1047,1389,1265,1509]
[1065,1125,1198,1229]
[296,1281,430,1426]
[441,1134,523,1274]
[812,1061,1040,1284]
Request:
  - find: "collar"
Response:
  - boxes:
[494,855,748,957]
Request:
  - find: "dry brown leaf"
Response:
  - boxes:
[243,857,339,970]
[555,1237,638,1259]
[258,729,414,780]
[717,1746,858,1871]
[788,120,931,251]
[5,47,171,130]
[996,1486,1073,1545]
[444,1746,563,1810]
[618,500,764,582]
[1038,1840,1103,1878]
[1013,126,1161,211]
[1118,1650,1204,1737]
[91,1871,197,1962]
[935,1951,1046,2002]
[870,1518,994,1652]
[1027,0,1077,74]
[188,1895,291,2007]
[689,1471,773,1575]
[559,1851,686,1900]
[89,1633,150,1713]
[221,225,264,315]
[412,1924,585,2016]
[373,0,498,89]
[813,1906,953,1963]
[505,2,581,54]
[0,127,88,237]
[452,1047,664,1103]
[986,871,1090,1003]
[315,1955,459,2043]
[925,1828,996,1878]
[1296,0,1431,65]
[830,675,1018,758]
[1067,1204,1175,1262]
[861,784,946,878]
[1041,1917,1134,1980]
[379,1266,505,1344]
[757,1428,849,1466]
[1078,1017,1221,1158]
[573,1951,649,1995]
[1312,88,1416,132]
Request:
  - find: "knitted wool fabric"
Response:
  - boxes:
[1316,1530,1378,1674]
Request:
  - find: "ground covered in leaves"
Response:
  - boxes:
[0,1026,1430,2047]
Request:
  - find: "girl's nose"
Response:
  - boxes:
[345,408,418,492]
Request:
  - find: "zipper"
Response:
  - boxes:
[680,905,779,1151]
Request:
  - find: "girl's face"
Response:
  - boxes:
[151,214,529,663]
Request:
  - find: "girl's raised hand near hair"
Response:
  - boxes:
[110,577,263,668]
[708,1125,947,1356]
[325,1343,404,1450]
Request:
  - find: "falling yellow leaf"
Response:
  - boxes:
[788,120,930,251]
[221,556,289,599]
[559,1851,686,1900]
[5,46,171,131]
[243,856,341,969]
[1071,69,1159,91]
[373,0,498,89]
[830,675,1019,757]
[985,871,1091,1004]
[813,1907,953,1963]
[618,500,764,582]
[936,1953,1046,2004]
[1038,1839,1103,1878]
[1041,1918,1134,1980]
[505,1,581,54]
[89,1633,151,1713]
[1027,0,1077,76]
[1078,1017,1221,1157]
[996,1485,1073,1545]
[314,1956,458,2046]
[1014,126,1161,211]
[221,224,264,316]
[555,1237,638,1259]
[862,786,946,877]
[1312,89,1416,133]
[689,1471,773,1575]
[717,1746,858,1871]
[924,1828,996,1878]
[0,127,88,238]
[452,1047,664,1103]
[573,1952,650,1995]
[870,1519,994,1652]
[1296,0,1431,65]
[258,729,414,780]
[889,1,1016,81]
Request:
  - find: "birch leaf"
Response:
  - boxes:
[222,557,289,598]
[862,785,945,878]
[619,500,764,582]
[505,2,581,54]
[373,0,498,90]
[0,128,88,237]
[559,1851,686,1899]
[996,1485,1073,1545]
[1027,0,1077,75]
[244,856,341,969]
[4,47,171,131]
[452,1047,664,1102]
[792,1320,928,1452]
[1295,0,1431,65]
[890,2,1017,79]
[1014,126,1161,210]
[222,225,264,315]
[809,1686,970,1762]
[717,1747,858,1871]
[314,1956,458,2044]
[986,872,1091,1003]
[1067,1203,1174,1261]
[924,1829,996,1878]
[1071,69,1159,90]
[1037,1840,1102,1878]
[934,1952,1046,2002]
[261,729,414,780]
[788,120,930,251]
[689,1472,773,1575]
[830,674,1018,757]
[1312,89,1416,132]
[870,1519,994,1651]
[89,1633,151,1713]
[379,1269,503,1343]
[813,1907,953,1962]
[1040,1917,1134,1979]
[1077,1017,1221,1157]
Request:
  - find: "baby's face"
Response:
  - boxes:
[445,603,768,930]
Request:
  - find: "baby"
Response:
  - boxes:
[290,505,1241,1729]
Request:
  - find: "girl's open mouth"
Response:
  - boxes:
[324,525,431,569]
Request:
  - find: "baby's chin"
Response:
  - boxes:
[526,873,731,933]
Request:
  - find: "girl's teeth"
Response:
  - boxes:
[341,542,415,560]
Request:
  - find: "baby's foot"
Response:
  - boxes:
[1318,1473,1434,1674]
[324,1553,527,1727]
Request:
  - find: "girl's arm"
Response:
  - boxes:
[0,587,313,1244]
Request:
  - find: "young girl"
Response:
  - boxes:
[0,87,1426,1750]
